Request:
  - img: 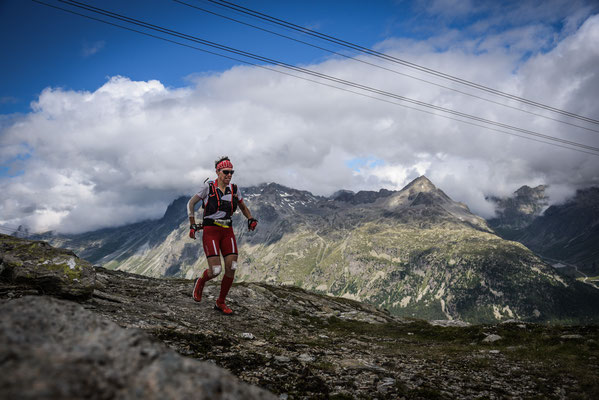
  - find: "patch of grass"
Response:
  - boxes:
[321,317,486,345]
[312,360,336,372]
[218,352,269,375]
[492,324,599,398]
[286,366,330,398]
[305,315,599,395]
[151,328,233,355]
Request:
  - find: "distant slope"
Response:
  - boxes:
[34,196,191,275]
[488,186,599,275]
[515,188,599,273]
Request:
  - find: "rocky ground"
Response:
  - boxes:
[2,234,599,399]
[86,269,599,399]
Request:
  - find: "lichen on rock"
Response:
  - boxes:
[0,233,95,299]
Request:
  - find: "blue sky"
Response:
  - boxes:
[3,0,587,115]
[1,0,419,115]
[1,0,598,233]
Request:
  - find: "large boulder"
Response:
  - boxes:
[0,296,276,400]
[0,234,95,299]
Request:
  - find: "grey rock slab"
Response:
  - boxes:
[274,355,291,363]
[297,353,315,363]
[560,334,584,340]
[0,235,95,299]
[430,319,471,327]
[483,334,503,343]
[0,296,276,400]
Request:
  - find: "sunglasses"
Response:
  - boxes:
[221,170,234,175]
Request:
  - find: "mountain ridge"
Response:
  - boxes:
[34,176,599,324]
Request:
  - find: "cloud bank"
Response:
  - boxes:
[1,7,598,233]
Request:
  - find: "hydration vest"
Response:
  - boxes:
[202,180,239,219]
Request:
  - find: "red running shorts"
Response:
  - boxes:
[202,226,238,258]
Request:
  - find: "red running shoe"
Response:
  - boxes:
[192,277,205,302]
[215,300,233,315]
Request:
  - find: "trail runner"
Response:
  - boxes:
[187,156,258,314]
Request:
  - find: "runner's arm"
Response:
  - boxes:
[187,194,202,226]
[187,184,210,226]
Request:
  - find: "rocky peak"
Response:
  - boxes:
[378,176,490,231]
[515,184,547,199]
[384,176,451,209]
[402,175,438,194]
[402,176,452,206]
[161,196,189,222]
[487,184,549,232]
[329,189,355,201]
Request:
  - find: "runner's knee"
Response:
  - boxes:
[231,261,237,271]
[211,265,222,277]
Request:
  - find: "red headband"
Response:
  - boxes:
[216,160,233,170]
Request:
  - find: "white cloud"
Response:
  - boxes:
[1,9,599,233]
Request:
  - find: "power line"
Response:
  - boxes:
[57,0,599,153]
[176,0,599,135]
[39,0,599,154]
[0,226,26,236]
[0,223,26,230]
[34,0,599,155]
[175,0,599,135]
[204,0,599,126]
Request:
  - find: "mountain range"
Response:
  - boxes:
[35,176,599,324]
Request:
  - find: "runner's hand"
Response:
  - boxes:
[248,218,258,231]
[189,223,202,239]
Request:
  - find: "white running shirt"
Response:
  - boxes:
[187,181,244,220]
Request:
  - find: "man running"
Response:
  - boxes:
[187,156,258,314]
